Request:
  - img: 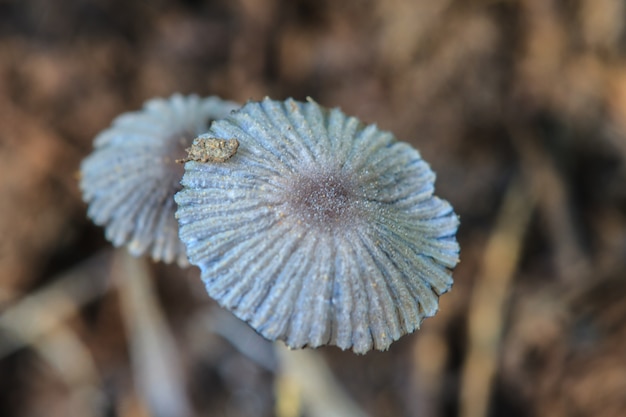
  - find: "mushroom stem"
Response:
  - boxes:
[115,250,192,417]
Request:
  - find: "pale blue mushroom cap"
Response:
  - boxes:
[175,97,460,353]
[80,94,239,266]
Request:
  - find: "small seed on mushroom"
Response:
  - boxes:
[177,136,239,163]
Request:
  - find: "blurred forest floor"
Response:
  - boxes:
[1,0,626,416]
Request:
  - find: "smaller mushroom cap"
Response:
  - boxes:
[175,97,460,353]
[80,94,239,266]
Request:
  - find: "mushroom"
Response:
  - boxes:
[175,97,460,353]
[80,94,239,266]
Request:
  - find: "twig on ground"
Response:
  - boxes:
[0,250,112,417]
[275,344,369,417]
[0,249,112,359]
[460,177,536,417]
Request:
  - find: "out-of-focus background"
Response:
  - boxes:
[1,0,626,416]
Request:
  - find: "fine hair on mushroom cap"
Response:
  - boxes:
[80,94,239,266]
[175,97,460,354]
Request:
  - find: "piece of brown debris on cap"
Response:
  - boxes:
[177,136,239,163]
